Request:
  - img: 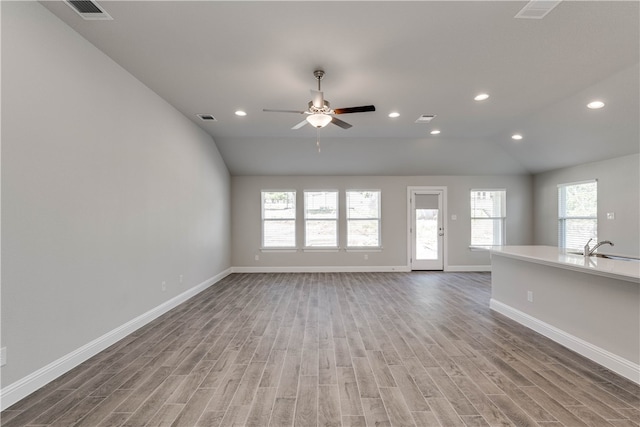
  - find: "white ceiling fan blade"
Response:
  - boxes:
[311,90,324,109]
[263,109,306,114]
[291,119,308,130]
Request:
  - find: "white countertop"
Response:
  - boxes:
[490,245,640,283]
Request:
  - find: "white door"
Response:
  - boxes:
[410,190,444,270]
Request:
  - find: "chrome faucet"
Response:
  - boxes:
[583,238,614,257]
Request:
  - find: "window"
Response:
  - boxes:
[470,190,506,246]
[262,191,296,248]
[304,191,338,248]
[558,180,597,250]
[346,190,381,248]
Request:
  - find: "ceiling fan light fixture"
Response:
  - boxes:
[306,113,332,128]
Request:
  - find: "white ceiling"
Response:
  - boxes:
[41,1,639,176]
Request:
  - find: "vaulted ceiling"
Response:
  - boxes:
[41,1,639,176]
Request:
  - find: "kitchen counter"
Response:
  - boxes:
[490,245,639,283]
[489,245,639,384]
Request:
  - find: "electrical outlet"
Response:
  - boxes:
[179,275,183,284]
[162,281,166,291]
[1,347,7,367]
[364,254,368,260]
[451,214,457,221]
[607,212,615,220]
[527,291,533,302]
[255,255,259,261]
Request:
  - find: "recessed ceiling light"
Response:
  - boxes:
[512,134,523,140]
[587,101,605,109]
[474,93,490,101]
[388,112,400,118]
[430,130,441,135]
[235,110,247,116]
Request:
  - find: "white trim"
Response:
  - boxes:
[470,189,507,246]
[0,268,232,411]
[446,265,492,272]
[232,265,410,273]
[557,178,597,188]
[261,190,297,249]
[304,190,339,248]
[490,299,640,385]
[346,189,382,250]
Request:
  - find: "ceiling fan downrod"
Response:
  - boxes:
[314,69,324,91]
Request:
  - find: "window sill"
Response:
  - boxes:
[303,247,340,253]
[260,247,298,253]
[345,247,383,252]
[469,245,499,252]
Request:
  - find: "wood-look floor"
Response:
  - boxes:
[2,272,639,427]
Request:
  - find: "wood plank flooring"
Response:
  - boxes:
[2,272,638,426]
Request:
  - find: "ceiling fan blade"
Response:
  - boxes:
[311,90,324,108]
[333,105,376,115]
[263,109,306,114]
[292,119,308,130]
[331,116,352,129]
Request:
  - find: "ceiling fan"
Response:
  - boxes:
[263,70,375,130]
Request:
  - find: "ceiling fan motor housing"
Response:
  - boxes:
[308,100,332,114]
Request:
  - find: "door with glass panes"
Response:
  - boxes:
[410,190,444,270]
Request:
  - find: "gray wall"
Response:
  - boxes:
[533,154,640,257]
[491,254,639,367]
[232,175,533,269]
[1,2,230,387]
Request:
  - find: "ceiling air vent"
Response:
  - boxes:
[415,115,436,124]
[65,1,113,20]
[197,114,217,122]
[515,0,561,19]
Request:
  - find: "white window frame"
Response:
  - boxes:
[470,189,506,247]
[346,190,382,249]
[558,180,597,251]
[261,190,297,249]
[304,190,339,250]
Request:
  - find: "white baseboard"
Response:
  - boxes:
[232,266,492,273]
[0,268,232,411]
[446,265,492,272]
[490,299,640,385]
[232,265,411,273]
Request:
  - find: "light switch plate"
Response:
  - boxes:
[1,347,7,367]
[607,212,615,220]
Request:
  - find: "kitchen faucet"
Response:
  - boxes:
[583,238,614,257]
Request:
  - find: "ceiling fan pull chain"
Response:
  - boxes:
[316,129,321,153]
